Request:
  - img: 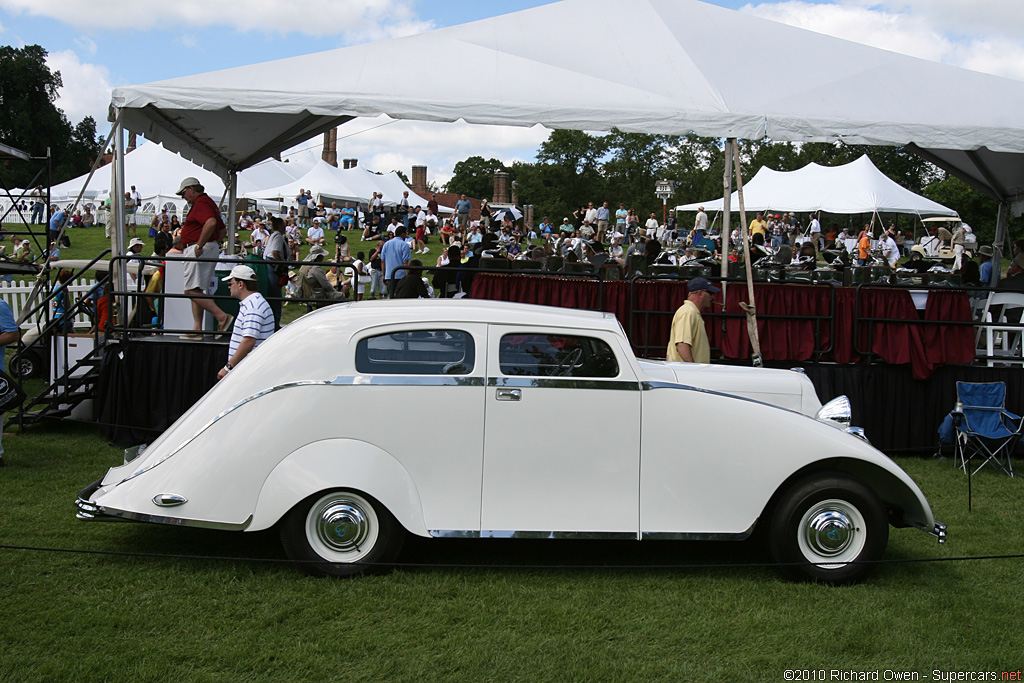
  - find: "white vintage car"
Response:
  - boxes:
[77,300,945,583]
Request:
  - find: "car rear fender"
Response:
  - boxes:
[762,457,935,532]
[248,438,429,536]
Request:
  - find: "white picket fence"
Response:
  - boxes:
[0,279,97,329]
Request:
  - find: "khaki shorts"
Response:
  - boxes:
[183,242,220,291]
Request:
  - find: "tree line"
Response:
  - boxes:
[0,45,103,191]
[445,129,1015,245]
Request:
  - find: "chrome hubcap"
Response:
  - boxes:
[797,498,866,569]
[804,506,855,557]
[314,500,371,553]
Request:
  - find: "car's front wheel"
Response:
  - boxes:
[768,472,888,585]
[280,490,404,577]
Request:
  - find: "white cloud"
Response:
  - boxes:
[0,0,434,39]
[276,118,550,190]
[741,1,1024,81]
[46,49,114,127]
[72,35,97,56]
[841,0,1024,41]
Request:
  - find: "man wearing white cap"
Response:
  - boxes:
[126,237,145,289]
[217,265,275,380]
[177,176,232,338]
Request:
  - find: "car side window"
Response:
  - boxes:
[499,333,618,378]
[356,330,475,375]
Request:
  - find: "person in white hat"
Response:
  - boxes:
[217,265,275,380]
[177,176,232,338]
[126,237,145,289]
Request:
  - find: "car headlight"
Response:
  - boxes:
[816,395,851,426]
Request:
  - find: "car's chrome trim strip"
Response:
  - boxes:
[343,375,486,387]
[642,380,796,412]
[642,527,756,542]
[76,496,252,531]
[430,530,639,540]
[488,377,640,391]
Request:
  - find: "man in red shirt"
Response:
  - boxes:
[176,177,232,339]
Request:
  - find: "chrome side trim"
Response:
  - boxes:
[641,380,782,410]
[488,377,640,391]
[342,375,486,387]
[430,530,639,540]
[76,497,252,531]
[643,522,756,542]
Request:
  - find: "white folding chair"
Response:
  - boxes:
[983,292,1024,366]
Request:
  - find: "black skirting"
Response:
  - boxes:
[96,337,225,447]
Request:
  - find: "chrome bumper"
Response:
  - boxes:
[75,478,128,522]
[930,520,947,544]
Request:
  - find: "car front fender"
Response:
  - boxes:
[248,438,429,537]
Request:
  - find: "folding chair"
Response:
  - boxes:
[939,381,1021,478]
[981,292,1024,366]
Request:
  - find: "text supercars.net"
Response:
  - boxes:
[783,670,1022,681]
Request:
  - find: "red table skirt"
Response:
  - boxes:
[470,275,974,380]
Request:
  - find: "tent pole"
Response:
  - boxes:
[227,170,237,254]
[992,202,1009,287]
[731,142,762,367]
[721,138,734,294]
[112,114,128,330]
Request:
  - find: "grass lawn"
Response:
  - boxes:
[1,419,1021,681]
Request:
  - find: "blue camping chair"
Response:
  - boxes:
[938,382,1021,477]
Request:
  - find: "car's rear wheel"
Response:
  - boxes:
[768,472,888,585]
[280,490,404,577]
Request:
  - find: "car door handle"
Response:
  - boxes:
[496,388,522,401]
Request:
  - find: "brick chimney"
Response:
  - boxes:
[493,171,510,204]
[322,128,338,167]
[342,158,358,169]
[411,166,427,196]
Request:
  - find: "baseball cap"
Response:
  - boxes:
[221,265,257,282]
[687,277,721,293]
[176,177,200,196]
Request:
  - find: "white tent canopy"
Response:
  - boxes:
[110,0,1024,209]
[676,155,959,217]
[242,160,433,210]
[48,142,307,210]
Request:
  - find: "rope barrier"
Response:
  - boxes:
[2,543,1023,571]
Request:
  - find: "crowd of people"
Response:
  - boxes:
[13,178,1020,383]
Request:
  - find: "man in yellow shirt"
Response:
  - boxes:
[749,213,767,239]
[666,277,720,364]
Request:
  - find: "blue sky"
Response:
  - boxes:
[2,0,1023,186]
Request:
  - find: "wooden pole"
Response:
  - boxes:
[732,142,763,367]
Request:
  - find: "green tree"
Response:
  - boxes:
[602,129,683,216]
[535,129,607,210]
[0,45,103,188]
[445,156,508,199]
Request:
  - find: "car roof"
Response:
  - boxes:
[295,299,621,335]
